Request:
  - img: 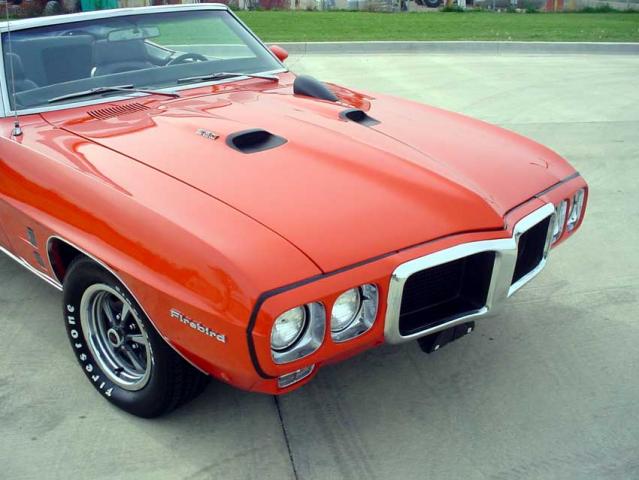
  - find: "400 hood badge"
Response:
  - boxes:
[196,129,219,141]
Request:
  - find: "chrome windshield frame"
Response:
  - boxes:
[0,4,287,118]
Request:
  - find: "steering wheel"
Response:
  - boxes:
[167,53,208,66]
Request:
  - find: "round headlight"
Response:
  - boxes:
[271,307,306,351]
[331,288,362,332]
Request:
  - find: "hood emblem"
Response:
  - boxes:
[196,128,219,140]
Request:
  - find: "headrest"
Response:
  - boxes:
[5,53,26,80]
[94,40,149,65]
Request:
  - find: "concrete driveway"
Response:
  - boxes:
[1,52,638,480]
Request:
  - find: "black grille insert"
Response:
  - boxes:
[399,251,496,336]
[512,217,551,285]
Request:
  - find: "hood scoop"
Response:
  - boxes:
[226,128,287,154]
[293,75,338,102]
[88,103,150,120]
[340,108,380,127]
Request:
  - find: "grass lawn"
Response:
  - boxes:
[236,11,639,43]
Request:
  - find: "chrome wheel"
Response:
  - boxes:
[80,284,152,391]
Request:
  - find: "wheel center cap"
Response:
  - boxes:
[107,328,123,347]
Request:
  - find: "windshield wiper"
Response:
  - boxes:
[48,84,180,104]
[177,72,279,85]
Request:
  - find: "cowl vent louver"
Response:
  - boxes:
[88,103,150,120]
[226,129,287,154]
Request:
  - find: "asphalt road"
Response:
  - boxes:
[2,52,638,480]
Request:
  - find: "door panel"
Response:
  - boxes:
[0,131,54,276]
[0,132,17,252]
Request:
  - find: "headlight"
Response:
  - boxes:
[271,302,326,365]
[566,189,585,232]
[331,284,379,343]
[551,200,568,244]
[331,288,362,332]
[271,307,306,351]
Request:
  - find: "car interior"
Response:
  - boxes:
[5,34,171,93]
[2,32,279,111]
[1,9,286,111]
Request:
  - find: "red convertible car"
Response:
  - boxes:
[0,4,587,417]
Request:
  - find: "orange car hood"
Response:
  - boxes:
[45,85,571,272]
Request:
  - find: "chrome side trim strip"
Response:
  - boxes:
[384,203,555,345]
[45,235,207,374]
[0,244,63,290]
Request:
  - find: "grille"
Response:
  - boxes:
[399,251,496,336]
[512,217,551,285]
[87,103,150,120]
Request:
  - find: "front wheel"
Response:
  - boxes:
[63,256,208,417]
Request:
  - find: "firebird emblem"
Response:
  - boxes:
[170,309,226,344]
[196,129,219,140]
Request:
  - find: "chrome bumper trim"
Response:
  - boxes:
[384,203,555,345]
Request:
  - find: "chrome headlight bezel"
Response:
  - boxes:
[271,302,325,365]
[331,284,379,343]
[566,189,585,232]
[551,199,568,244]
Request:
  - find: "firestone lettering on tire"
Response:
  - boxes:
[67,301,119,401]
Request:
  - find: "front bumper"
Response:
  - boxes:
[248,175,588,394]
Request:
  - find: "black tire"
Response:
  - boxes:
[62,256,208,418]
[424,0,442,6]
[43,0,62,15]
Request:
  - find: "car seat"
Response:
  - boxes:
[92,40,156,76]
[4,53,38,92]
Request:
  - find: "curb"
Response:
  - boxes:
[273,41,639,55]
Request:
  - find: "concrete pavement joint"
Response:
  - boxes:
[274,395,299,480]
[273,41,639,55]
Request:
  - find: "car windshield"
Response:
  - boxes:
[1,9,284,111]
